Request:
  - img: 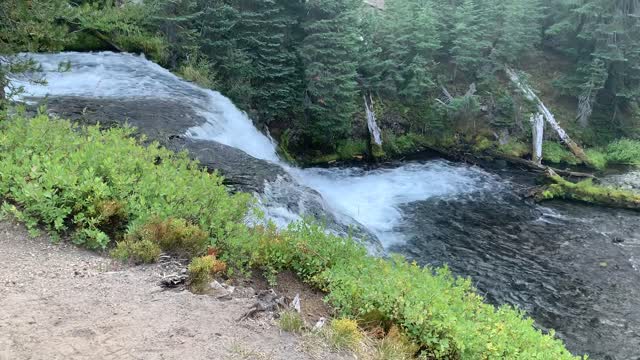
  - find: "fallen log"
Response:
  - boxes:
[534,169,640,210]
[489,152,595,179]
[505,67,591,164]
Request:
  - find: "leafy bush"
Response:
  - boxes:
[127,217,209,258]
[71,2,168,63]
[585,149,607,170]
[0,114,250,249]
[111,238,161,264]
[374,326,418,360]
[225,222,579,359]
[605,139,640,167]
[336,139,368,160]
[188,255,216,294]
[542,142,579,165]
[178,54,218,89]
[328,318,362,350]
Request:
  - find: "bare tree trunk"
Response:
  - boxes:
[506,67,590,164]
[531,113,544,165]
[364,92,383,146]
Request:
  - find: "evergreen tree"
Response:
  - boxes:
[495,0,544,63]
[300,0,362,147]
[377,0,440,100]
[232,0,301,123]
[0,0,72,105]
[450,0,491,78]
[547,0,640,128]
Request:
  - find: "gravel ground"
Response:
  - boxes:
[0,220,347,360]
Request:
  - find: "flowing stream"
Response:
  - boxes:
[10,52,640,359]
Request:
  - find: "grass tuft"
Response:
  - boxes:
[328,318,362,350]
[278,310,305,334]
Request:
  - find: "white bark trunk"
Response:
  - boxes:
[506,67,589,163]
[531,113,544,165]
[364,92,383,146]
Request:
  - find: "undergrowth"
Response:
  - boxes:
[0,113,583,359]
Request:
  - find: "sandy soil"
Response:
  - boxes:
[0,220,347,360]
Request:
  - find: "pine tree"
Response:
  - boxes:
[0,0,72,105]
[300,0,362,147]
[232,0,301,123]
[546,0,640,128]
[377,0,440,100]
[450,0,491,78]
[495,0,544,63]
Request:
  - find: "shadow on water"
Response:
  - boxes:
[390,168,640,360]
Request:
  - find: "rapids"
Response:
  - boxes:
[9,52,640,359]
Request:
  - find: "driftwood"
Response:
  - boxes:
[238,289,300,321]
[492,152,595,179]
[505,67,590,164]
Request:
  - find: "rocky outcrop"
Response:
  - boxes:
[33,96,284,193]
[29,96,383,251]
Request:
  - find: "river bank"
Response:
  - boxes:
[8,51,639,358]
[0,220,352,360]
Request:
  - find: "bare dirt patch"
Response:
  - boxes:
[0,220,348,360]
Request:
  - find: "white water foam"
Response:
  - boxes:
[291,163,497,245]
[13,52,280,162]
[10,51,497,247]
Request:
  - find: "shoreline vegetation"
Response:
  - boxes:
[0,112,582,359]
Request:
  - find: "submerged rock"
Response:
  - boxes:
[602,170,640,194]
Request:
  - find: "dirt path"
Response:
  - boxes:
[0,221,346,360]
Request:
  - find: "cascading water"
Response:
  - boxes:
[10,52,640,359]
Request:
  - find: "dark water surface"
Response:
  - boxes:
[390,168,640,359]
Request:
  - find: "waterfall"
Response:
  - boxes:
[364,92,383,146]
[11,51,494,248]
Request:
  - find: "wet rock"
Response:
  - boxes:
[33,96,285,193]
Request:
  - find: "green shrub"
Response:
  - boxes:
[111,238,161,264]
[0,115,250,249]
[497,140,530,158]
[188,255,216,294]
[228,222,579,359]
[472,136,495,153]
[328,318,362,350]
[278,310,305,334]
[178,55,218,88]
[336,139,367,161]
[605,139,640,167]
[542,142,579,165]
[585,149,607,170]
[127,217,209,258]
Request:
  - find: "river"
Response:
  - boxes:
[11,52,640,359]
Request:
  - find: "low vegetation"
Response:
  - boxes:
[0,113,582,359]
[327,318,363,350]
[538,173,640,210]
[277,311,305,334]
